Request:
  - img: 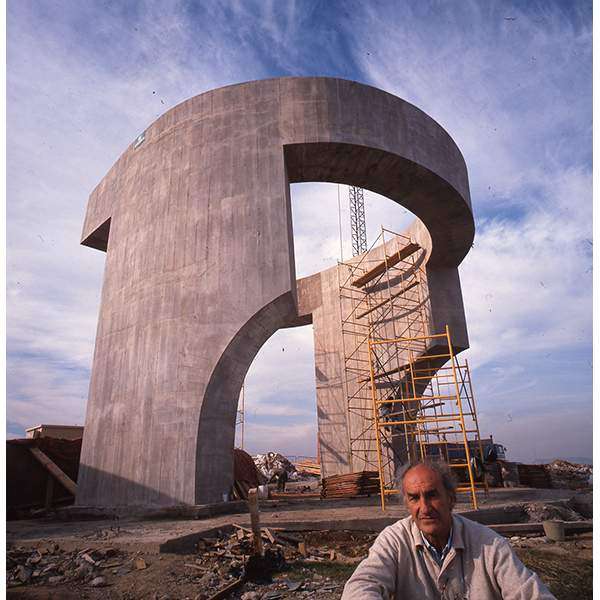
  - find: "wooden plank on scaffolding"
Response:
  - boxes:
[351,243,421,288]
[29,447,78,496]
[356,279,419,319]
[359,363,410,383]
[376,394,456,405]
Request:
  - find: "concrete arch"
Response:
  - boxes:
[195,292,296,503]
[78,77,473,507]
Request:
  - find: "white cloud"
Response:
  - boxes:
[461,167,591,367]
[351,1,591,205]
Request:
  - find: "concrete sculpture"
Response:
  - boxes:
[78,77,474,507]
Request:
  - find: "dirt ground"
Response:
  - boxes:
[515,535,593,600]
[6,487,592,599]
[6,529,592,600]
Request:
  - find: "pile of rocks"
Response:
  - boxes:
[193,525,354,598]
[524,501,584,523]
[546,460,592,490]
[6,527,368,598]
[6,544,135,589]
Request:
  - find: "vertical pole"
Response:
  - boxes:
[368,339,387,511]
[241,383,245,451]
[407,345,422,463]
[338,184,344,261]
[446,325,478,509]
[465,359,488,496]
[337,261,355,473]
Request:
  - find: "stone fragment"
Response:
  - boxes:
[81,553,97,565]
[90,576,107,587]
[134,557,147,570]
[75,564,93,579]
[16,565,32,583]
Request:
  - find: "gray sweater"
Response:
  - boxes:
[342,514,556,599]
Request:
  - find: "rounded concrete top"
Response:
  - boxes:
[84,77,474,267]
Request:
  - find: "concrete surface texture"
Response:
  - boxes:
[79,77,474,507]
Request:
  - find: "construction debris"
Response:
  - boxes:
[253,452,298,482]
[6,545,126,589]
[524,501,585,523]
[321,471,380,498]
[546,460,592,490]
[497,459,592,490]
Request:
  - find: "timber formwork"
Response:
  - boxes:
[338,228,486,510]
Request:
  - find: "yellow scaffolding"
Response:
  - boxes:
[338,228,486,510]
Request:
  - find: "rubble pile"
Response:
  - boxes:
[546,460,592,490]
[524,501,584,523]
[6,527,366,598]
[253,452,299,482]
[193,526,364,597]
[6,545,129,589]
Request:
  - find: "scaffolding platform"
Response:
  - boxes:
[338,227,486,510]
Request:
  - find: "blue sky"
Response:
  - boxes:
[7,0,592,463]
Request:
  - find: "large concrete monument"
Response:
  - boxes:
[78,77,474,507]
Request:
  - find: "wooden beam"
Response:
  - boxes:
[247,488,264,556]
[29,447,78,496]
[351,243,420,288]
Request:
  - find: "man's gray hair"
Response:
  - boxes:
[399,460,458,499]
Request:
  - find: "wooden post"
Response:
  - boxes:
[247,488,263,556]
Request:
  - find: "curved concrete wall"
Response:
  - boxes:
[78,77,473,506]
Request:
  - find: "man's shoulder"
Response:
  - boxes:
[379,517,412,537]
[369,515,417,555]
[380,515,415,541]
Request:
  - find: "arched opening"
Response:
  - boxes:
[233,182,417,476]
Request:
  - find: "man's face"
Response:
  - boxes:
[403,465,454,546]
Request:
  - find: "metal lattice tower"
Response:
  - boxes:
[349,186,368,256]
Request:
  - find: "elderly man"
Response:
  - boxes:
[342,461,556,599]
